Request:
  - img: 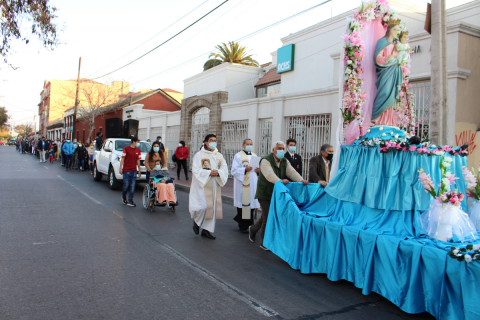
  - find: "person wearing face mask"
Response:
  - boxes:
[95,132,103,151]
[174,141,189,180]
[155,136,165,152]
[75,141,87,171]
[62,139,75,171]
[119,136,142,207]
[72,139,79,170]
[231,138,260,233]
[151,160,176,206]
[285,138,303,178]
[88,143,95,174]
[308,144,334,187]
[189,134,228,240]
[249,141,309,251]
[145,141,167,182]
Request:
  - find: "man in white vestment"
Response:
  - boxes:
[231,138,260,233]
[189,134,229,240]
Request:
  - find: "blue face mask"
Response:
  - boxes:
[245,145,253,152]
[289,146,296,153]
[153,147,159,152]
[209,142,217,150]
[155,165,161,170]
[276,150,285,159]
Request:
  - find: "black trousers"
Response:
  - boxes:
[233,208,254,231]
[176,160,188,179]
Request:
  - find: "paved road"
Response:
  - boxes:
[0,147,434,320]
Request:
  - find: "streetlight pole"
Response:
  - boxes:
[72,57,82,142]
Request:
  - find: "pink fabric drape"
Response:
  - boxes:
[155,182,176,203]
[344,18,386,144]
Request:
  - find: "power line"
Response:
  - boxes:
[88,0,212,78]
[0,99,35,111]
[92,0,230,80]
[129,0,333,86]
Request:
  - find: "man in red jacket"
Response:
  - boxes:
[174,140,189,180]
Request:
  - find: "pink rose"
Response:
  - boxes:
[454,201,461,207]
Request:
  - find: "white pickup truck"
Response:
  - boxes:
[92,138,151,190]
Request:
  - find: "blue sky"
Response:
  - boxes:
[0,0,474,128]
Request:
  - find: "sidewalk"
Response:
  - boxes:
[174,174,235,205]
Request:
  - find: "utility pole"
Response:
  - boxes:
[430,0,448,145]
[72,57,82,142]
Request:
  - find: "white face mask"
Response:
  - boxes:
[179,143,182,147]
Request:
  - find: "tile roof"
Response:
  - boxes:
[254,68,281,87]
[162,88,182,93]
[107,88,181,110]
[260,62,272,68]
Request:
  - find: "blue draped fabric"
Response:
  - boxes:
[372,37,404,120]
[326,145,468,212]
[263,182,480,320]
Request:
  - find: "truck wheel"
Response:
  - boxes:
[109,167,121,190]
[93,163,103,181]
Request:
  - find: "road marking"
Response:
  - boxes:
[57,175,102,205]
[33,241,55,245]
[44,166,49,169]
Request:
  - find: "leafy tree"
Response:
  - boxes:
[1,0,60,66]
[0,106,8,127]
[203,41,259,71]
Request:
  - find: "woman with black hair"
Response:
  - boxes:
[174,140,189,180]
[145,141,167,181]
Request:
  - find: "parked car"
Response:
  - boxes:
[92,138,151,190]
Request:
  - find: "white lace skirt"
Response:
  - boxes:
[418,200,478,242]
[468,199,480,230]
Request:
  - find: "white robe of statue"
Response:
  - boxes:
[231,152,260,209]
[189,146,229,232]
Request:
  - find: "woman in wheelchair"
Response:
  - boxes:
[151,160,176,205]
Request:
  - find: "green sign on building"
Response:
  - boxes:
[276,44,295,73]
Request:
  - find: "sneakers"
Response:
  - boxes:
[122,196,127,205]
[260,245,270,251]
[127,200,136,207]
[248,226,256,243]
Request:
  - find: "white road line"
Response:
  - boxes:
[56,175,102,205]
[162,244,280,317]
[44,166,49,169]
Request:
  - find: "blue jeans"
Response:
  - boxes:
[65,154,73,169]
[78,159,85,170]
[122,171,137,201]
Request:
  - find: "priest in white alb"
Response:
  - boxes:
[231,138,260,233]
[189,134,229,240]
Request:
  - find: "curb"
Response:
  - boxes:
[175,183,234,206]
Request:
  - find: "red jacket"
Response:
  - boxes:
[175,146,189,160]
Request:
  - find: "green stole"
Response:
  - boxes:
[239,150,256,219]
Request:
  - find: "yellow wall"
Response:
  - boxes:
[456,33,480,126]
[47,80,130,124]
[455,122,480,170]
[167,92,184,104]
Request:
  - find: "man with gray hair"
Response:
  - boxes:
[249,140,308,250]
[231,138,260,233]
[308,143,334,186]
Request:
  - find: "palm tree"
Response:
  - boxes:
[203,41,259,71]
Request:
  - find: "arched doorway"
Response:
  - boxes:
[190,107,210,166]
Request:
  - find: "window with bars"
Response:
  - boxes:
[150,127,163,141]
[221,120,249,178]
[138,128,147,141]
[166,126,180,168]
[284,114,331,180]
[190,107,210,169]
[411,81,431,141]
[259,118,273,158]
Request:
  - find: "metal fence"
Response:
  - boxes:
[259,118,273,158]
[284,114,331,180]
[221,120,249,178]
[190,107,210,168]
[411,81,431,141]
[166,126,180,168]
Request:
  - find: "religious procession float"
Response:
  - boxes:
[263,1,480,319]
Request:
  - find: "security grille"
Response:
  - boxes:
[150,127,163,141]
[138,128,147,141]
[285,114,331,179]
[190,107,210,168]
[166,126,180,168]
[259,118,273,158]
[222,120,249,178]
[411,81,431,141]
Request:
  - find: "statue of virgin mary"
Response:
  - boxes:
[371,19,404,126]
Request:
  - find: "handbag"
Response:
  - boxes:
[172,147,178,162]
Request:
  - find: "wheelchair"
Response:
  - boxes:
[142,170,178,213]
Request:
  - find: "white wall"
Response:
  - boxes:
[183,63,265,103]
